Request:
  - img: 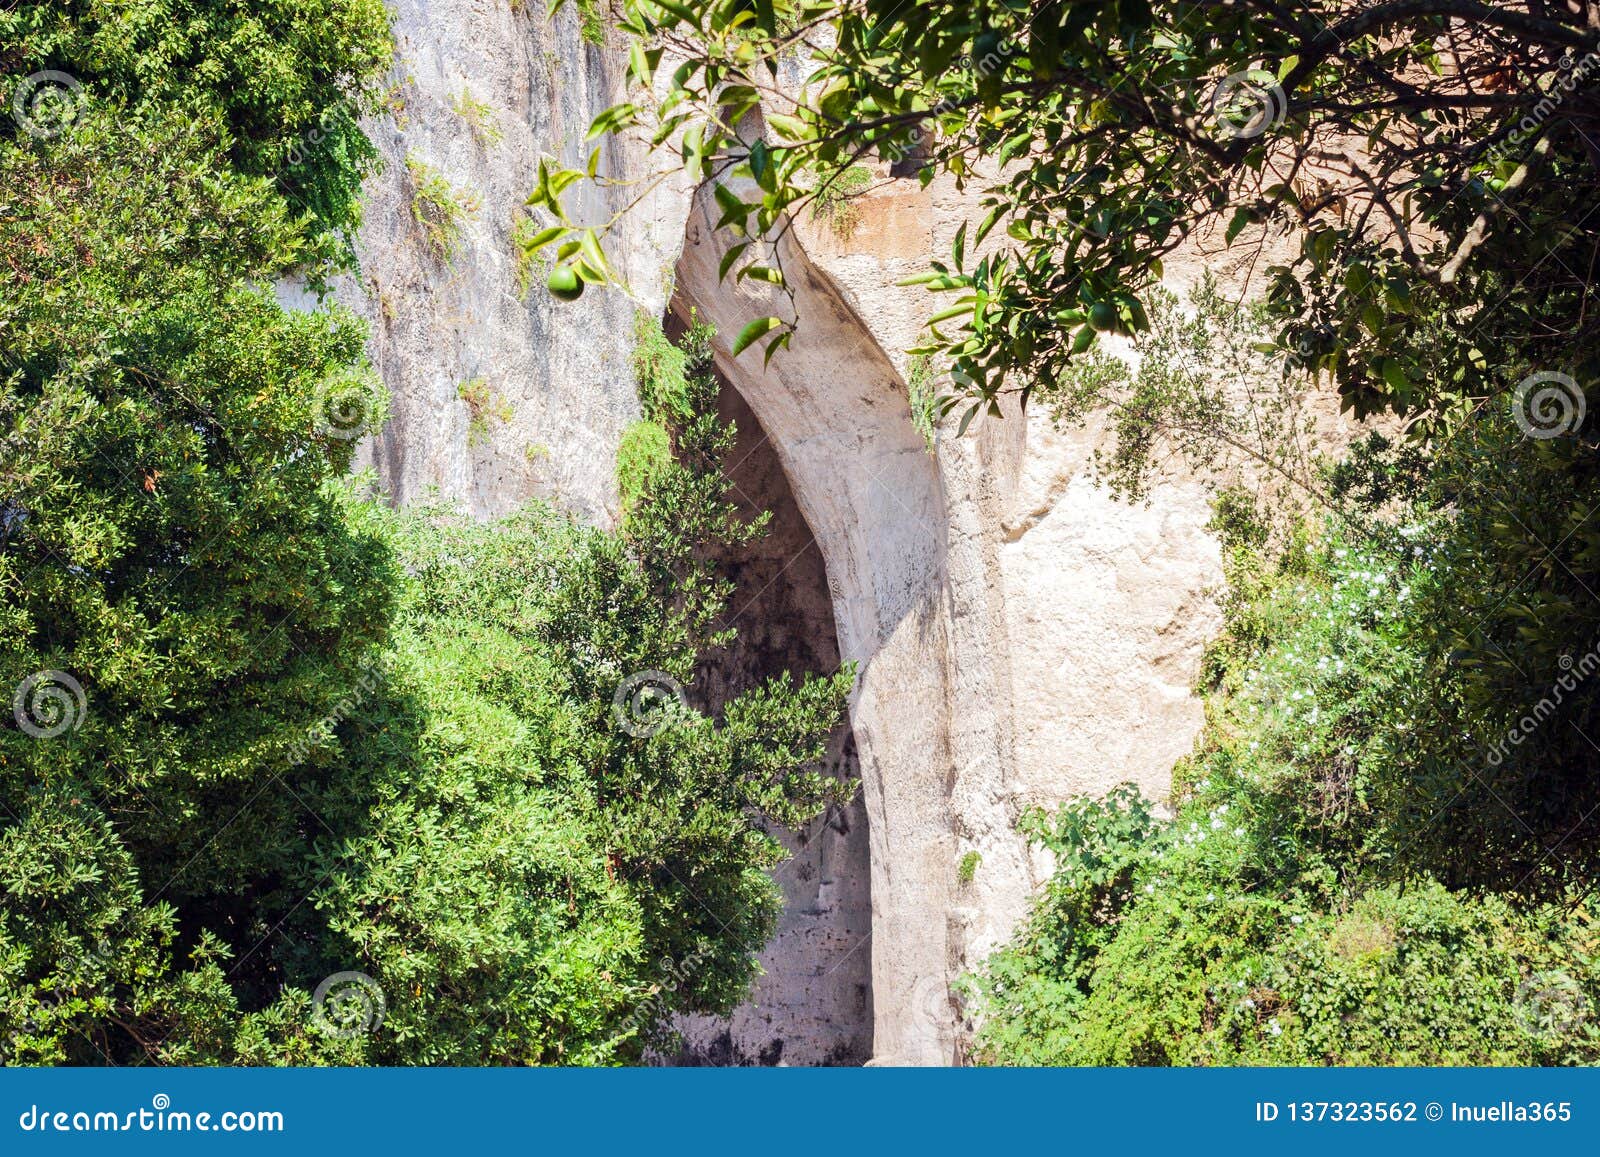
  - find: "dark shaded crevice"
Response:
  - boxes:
[669,369,873,1066]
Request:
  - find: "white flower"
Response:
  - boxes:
[1267,1018,1283,1036]
[1290,915,1304,925]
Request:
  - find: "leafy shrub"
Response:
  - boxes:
[1,109,394,1063]
[971,485,1600,1066]
[0,0,393,271]
[1369,420,1600,894]
[407,154,481,261]
[1,112,851,1063]
[630,310,702,425]
[617,421,672,512]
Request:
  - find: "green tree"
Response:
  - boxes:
[1,108,851,1062]
[971,492,1600,1066]
[0,106,394,1062]
[1,0,394,268]
[540,0,1599,428]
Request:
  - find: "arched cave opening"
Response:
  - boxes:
[665,316,874,1067]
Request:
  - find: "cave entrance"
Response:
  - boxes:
[667,330,874,1067]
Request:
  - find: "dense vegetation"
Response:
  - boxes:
[964,291,1600,1063]
[546,0,1600,1065]
[0,0,393,269]
[971,469,1600,1064]
[0,13,849,1064]
[9,0,1600,1068]
[543,0,1599,419]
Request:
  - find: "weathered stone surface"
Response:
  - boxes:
[334,12,1281,1066]
[284,0,688,523]
[673,379,873,1067]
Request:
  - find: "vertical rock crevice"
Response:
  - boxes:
[671,373,873,1065]
[672,183,971,1065]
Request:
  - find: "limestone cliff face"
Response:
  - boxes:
[289,0,690,523]
[337,4,1237,1065]
[672,175,1226,1064]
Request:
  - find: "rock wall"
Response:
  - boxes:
[672,172,1227,1064]
[673,378,873,1066]
[330,4,1291,1065]
[285,0,689,523]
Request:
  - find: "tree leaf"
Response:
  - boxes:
[731,316,782,356]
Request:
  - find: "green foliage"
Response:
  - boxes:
[407,154,481,261]
[575,0,607,46]
[0,0,393,272]
[511,214,555,297]
[458,377,514,445]
[548,0,1599,431]
[1,94,851,1066]
[809,164,872,239]
[616,421,672,513]
[906,353,938,452]
[971,485,1600,1066]
[1039,276,1322,504]
[1364,419,1600,893]
[956,851,981,886]
[450,89,503,146]
[282,486,852,1063]
[630,310,706,425]
[1,108,394,1063]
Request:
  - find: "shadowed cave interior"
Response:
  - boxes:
[665,330,874,1067]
